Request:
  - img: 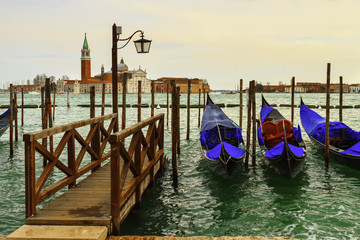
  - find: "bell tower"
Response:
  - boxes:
[81,33,91,80]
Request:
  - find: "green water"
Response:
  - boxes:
[0,93,359,239]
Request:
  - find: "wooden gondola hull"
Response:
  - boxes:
[300,99,360,170]
[0,126,8,138]
[201,148,243,178]
[308,135,360,170]
[259,95,307,179]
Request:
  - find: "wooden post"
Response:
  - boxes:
[90,86,95,119]
[68,129,76,188]
[339,76,343,122]
[251,80,256,167]
[138,81,142,122]
[21,88,24,126]
[151,81,155,117]
[9,84,13,156]
[67,88,70,107]
[101,84,105,117]
[325,63,331,167]
[186,79,191,140]
[41,87,47,166]
[198,87,201,128]
[171,80,178,185]
[112,23,119,133]
[122,73,127,130]
[110,140,121,235]
[239,79,243,128]
[53,86,56,122]
[45,79,53,154]
[177,86,181,154]
[14,89,18,142]
[291,77,295,124]
[203,86,205,112]
[245,82,252,168]
[90,86,100,172]
[24,137,35,217]
[166,83,169,127]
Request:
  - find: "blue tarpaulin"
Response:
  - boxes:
[206,142,246,160]
[340,141,360,156]
[260,106,274,124]
[265,141,284,158]
[288,143,305,157]
[201,103,238,132]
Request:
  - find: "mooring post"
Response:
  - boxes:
[251,80,256,167]
[90,86,95,118]
[151,80,155,117]
[171,80,178,185]
[122,73,127,130]
[138,80,142,122]
[90,86,100,172]
[67,88,70,108]
[41,87,47,166]
[245,82,252,168]
[21,87,24,126]
[291,77,295,124]
[325,63,331,167]
[339,76,343,122]
[177,86,181,154]
[53,85,56,122]
[14,89,18,142]
[9,84,13,156]
[101,83,105,117]
[203,86,205,112]
[166,83,169,127]
[198,87,201,128]
[186,79,191,140]
[240,79,243,128]
[45,78,53,154]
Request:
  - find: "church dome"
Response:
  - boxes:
[118,58,128,72]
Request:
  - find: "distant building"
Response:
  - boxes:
[350,84,360,93]
[155,77,210,93]
[57,34,153,94]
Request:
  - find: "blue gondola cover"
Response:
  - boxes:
[206,142,246,160]
[340,141,360,156]
[265,141,284,158]
[288,143,305,157]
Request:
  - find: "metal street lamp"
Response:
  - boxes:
[112,24,151,132]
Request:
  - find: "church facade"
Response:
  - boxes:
[57,34,152,94]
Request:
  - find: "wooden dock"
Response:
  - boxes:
[22,113,165,236]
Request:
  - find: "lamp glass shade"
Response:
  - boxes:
[134,37,152,53]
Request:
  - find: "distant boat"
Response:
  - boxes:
[156,104,161,109]
[28,91,40,94]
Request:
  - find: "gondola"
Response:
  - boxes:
[300,98,360,170]
[0,108,12,138]
[257,95,307,179]
[199,94,246,178]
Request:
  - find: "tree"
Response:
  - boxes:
[255,82,263,92]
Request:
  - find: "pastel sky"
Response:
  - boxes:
[1,0,360,89]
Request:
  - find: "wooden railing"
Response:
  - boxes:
[109,113,165,235]
[24,113,117,218]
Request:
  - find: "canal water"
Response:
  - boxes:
[0,93,359,239]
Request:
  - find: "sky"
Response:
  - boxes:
[1,0,360,90]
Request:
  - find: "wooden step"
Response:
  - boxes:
[6,225,107,240]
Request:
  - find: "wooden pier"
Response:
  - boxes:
[21,112,165,237]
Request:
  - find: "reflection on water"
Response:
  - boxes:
[0,93,359,238]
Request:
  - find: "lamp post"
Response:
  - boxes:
[111,23,151,132]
